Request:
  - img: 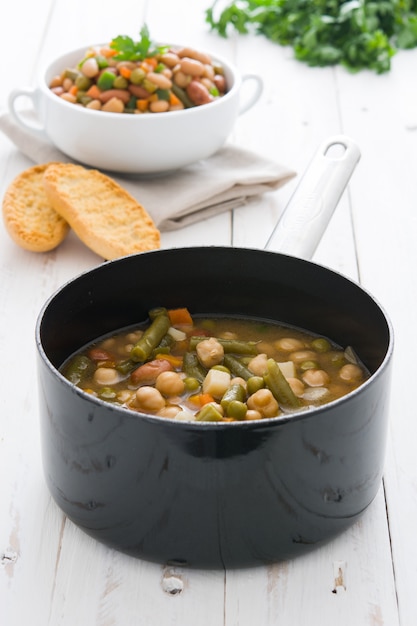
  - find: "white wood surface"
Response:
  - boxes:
[1,1,416,624]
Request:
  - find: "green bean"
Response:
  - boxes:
[130,312,171,362]
[115,359,137,375]
[223,354,253,381]
[196,404,223,422]
[264,358,301,409]
[221,383,246,413]
[183,352,207,383]
[151,333,174,358]
[63,355,94,385]
[149,307,168,320]
[171,83,195,108]
[190,336,258,355]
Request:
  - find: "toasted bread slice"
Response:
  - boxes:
[2,163,70,252]
[43,163,160,260]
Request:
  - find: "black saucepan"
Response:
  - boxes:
[36,137,393,568]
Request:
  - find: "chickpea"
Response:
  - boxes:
[287,377,305,397]
[155,371,185,397]
[230,377,247,389]
[149,99,170,113]
[196,337,224,368]
[60,93,77,104]
[86,99,101,110]
[274,337,305,352]
[147,71,172,90]
[93,367,120,386]
[169,102,185,112]
[81,57,99,78]
[247,389,279,418]
[302,369,330,387]
[173,70,192,88]
[135,386,165,413]
[49,75,63,88]
[100,337,117,350]
[339,363,364,383]
[159,52,180,67]
[248,353,268,376]
[117,389,134,404]
[126,330,142,343]
[203,64,215,80]
[157,405,182,419]
[177,47,212,65]
[289,350,317,364]
[62,77,73,92]
[200,77,214,91]
[246,409,263,421]
[219,331,238,340]
[102,97,125,113]
[180,57,206,77]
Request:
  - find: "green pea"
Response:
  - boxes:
[299,360,318,371]
[212,365,230,374]
[75,75,92,90]
[113,75,129,89]
[142,78,157,93]
[329,352,346,367]
[226,400,247,420]
[64,68,81,81]
[130,68,146,84]
[184,377,200,392]
[247,376,265,395]
[311,337,331,352]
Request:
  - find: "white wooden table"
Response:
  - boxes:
[1,1,416,624]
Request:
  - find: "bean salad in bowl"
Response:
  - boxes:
[48,25,228,115]
[9,26,262,172]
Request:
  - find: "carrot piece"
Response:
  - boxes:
[155,353,183,368]
[145,57,158,69]
[136,98,149,112]
[69,85,78,96]
[119,66,132,79]
[198,393,215,406]
[169,91,181,106]
[187,393,215,407]
[168,308,193,326]
[86,84,102,99]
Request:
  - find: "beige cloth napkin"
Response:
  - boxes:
[0,111,296,231]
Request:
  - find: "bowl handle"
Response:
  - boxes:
[8,88,47,140]
[238,74,263,115]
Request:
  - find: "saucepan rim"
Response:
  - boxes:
[35,245,394,430]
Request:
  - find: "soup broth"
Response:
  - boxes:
[61,307,369,422]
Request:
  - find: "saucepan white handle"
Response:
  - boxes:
[264,135,361,260]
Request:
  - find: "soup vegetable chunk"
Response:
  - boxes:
[61,307,369,422]
[49,26,227,114]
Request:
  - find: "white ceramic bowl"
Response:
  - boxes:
[8,45,263,174]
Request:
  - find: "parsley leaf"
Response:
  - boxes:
[206,0,417,73]
[110,24,168,61]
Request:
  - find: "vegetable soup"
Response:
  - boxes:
[61,307,369,422]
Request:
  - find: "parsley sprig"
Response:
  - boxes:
[110,25,168,61]
[206,0,417,73]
